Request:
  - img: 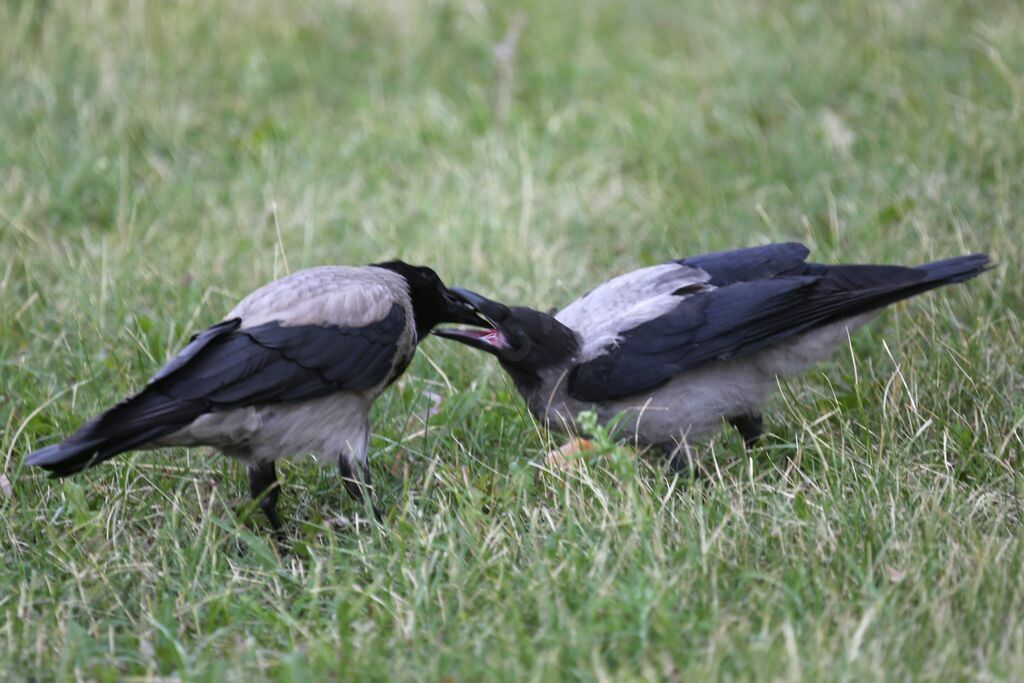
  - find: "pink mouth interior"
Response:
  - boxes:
[455,327,510,349]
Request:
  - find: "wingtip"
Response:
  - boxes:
[783,241,812,259]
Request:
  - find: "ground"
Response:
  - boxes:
[1,0,1022,680]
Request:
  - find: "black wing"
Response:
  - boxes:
[26,304,407,476]
[676,242,817,285]
[150,305,406,404]
[568,254,989,402]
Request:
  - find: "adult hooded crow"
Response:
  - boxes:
[436,244,990,471]
[26,261,485,533]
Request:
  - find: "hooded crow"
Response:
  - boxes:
[436,243,990,471]
[26,261,485,533]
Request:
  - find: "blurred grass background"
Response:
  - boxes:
[1,0,1022,679]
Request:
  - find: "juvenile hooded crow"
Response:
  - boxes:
[26,261,485,533]
[436,244,990,471]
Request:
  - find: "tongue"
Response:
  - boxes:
[438,326,510,349]
[465,327,509,349]
[455,328,495,339]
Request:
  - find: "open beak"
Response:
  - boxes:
[434,287,514,353]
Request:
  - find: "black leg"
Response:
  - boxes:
[728,414,765,449]
[248,461,286,541]
[665,442,698,479]
[338,459,383,523]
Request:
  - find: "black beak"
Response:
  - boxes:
[449,288,511,324]
[442,289,491,327]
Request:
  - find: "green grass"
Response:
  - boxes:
[1,0,1022,679]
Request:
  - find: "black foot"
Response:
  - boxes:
[248,461,287,545]
[339,459,384,524]
[728,414,764,449]
[665,443,699,479]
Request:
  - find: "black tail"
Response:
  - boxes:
[839,253,991,316]
[25,318,243,477]
[24,389,204,478]
[801,253,991,327]
[915,253,991,285]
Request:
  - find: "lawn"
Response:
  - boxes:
[1,0,1022,679]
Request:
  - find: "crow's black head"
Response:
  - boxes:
[373,261,487,340]
[434,288,581,390]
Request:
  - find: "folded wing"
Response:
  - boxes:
[568,248,988,402]
[26,304,406,476]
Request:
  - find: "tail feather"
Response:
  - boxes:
[25,433,113,478]
[915,253,991,284]
[25,388,204,478]
[813,253,990,325]
[858,253,992,313]
[25,317,244,477]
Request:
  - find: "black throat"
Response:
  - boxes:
[498,309,581,395]
[500,360,548,396]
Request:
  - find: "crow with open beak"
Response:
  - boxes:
[436,243,990,471]
[26,261,486,535]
